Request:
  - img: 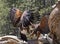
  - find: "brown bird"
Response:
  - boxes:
[48,0,60,44]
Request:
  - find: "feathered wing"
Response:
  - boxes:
[9,7,22,27]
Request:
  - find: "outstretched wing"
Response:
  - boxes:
[9,7,22,27]
[20,10,33,27]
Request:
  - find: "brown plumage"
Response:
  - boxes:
[40,16,48,28]
[15,9,22,20]
[9,8,22,27]
[30,15,50,39]
[48,1,60,44]
[0,35,21,44]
